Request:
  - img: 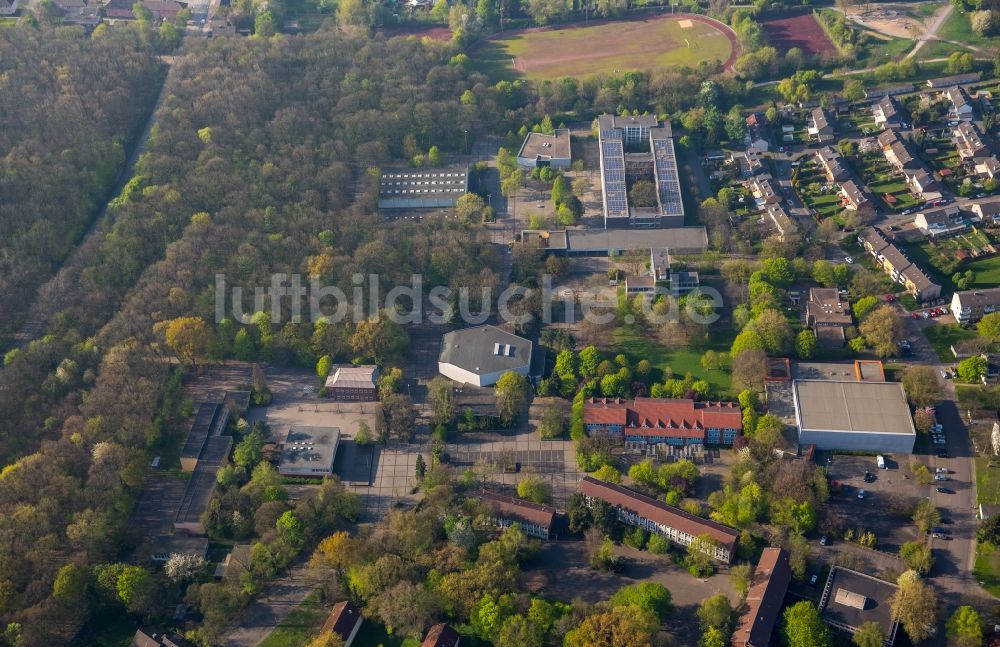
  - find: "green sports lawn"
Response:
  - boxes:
[474,16,735,81]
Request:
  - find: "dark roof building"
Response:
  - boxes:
[478,491,556,539]
[438,325,534,388]
[422,623,460,647]
[926,73,979,88]
[873,96,901,129]
[520,227,708,256]
[174,435,233,535]
[181,403,230,472]
[818,567,899,645]
[321,601,363,646]
[579,477,739,562]
[131,630,192,647]
[732,548,792,647]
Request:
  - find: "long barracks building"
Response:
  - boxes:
[578,476,739,563]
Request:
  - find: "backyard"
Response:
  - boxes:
[857,153,920,212]
[793,159,846,221]
[902,231,1000,293]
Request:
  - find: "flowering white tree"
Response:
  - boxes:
[164,553,206,584]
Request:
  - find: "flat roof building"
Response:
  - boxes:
[439,325,533,387]
[377,166,470,210]
[278,426,341,478]
[517,129,571,169]
[175,435,233,535]
[926,72,979,88]
[520,227,708,257]
[477,491,557,539]
[579,476,739,562]
[792,380,916,453]
[181,403,230,472]
[818,567,899,645]
[597,114,685,228]
[732,548,792,647]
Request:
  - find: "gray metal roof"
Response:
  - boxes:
[439,325,532,376]
[793,380,916,436]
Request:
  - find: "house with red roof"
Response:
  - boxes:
[583,397,742,447]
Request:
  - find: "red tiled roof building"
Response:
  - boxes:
[732,548,792,647]
[578,477,739,563]
[584,397,742,446]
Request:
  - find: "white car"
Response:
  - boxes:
[933,437,947,444]
[857,489,867,500]
[844,256,854,264]
[933,424,943,432]
[935,467,949,474]
[934,475,949,482]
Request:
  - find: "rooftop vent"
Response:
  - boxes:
[494,342,502,355]
[834,588,867,610]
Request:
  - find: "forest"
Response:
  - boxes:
[0,26,162,341]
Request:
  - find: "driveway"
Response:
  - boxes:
[219,564,317,647]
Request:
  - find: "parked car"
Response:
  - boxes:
[936,487,953,494]
[911,312,920,319]
[820,535,829,546]
[933,437,946,444]
[810,574,819,585]
[941,370,951,379]
[857,489,867,500]
[885,294,896,302]
[934,475,949,481]
[844,256,854,264]
[864,472,875,483]
[935,467,949,474]
[931,531,949,539]
[931,526,946,534]
[937,451,951,458]
[933,424,943,432]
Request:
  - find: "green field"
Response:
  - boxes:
[613,324,736,396]
[259,591,327,647]
[922,323,978,361]
[938,8,997,51]
[473,16,734,81]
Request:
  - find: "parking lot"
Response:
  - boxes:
[819,452,922,555]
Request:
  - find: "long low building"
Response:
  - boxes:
[521,227,708,256]
[952,287,1000,324]
[858,228,941,303]
[477,491,556,539]
[377,166,469,210]
[584,397,742,446]
[792,380,916,453]
[732,548,792,647]
[579,476,739,563]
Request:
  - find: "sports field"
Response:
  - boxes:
[474,15,737,81]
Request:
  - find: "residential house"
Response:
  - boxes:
[750,175,781,205]
[422,624,460,647]
[579,477,739,563]
[914,205,967,238]
[975,155,1000,180]
[904,168,941,201]
[839,180,870,211]
[815,147,850,182]
[858,228,941,302]
[583,397,742,446]
[951,287,1000,324]
[766,203,798,241]
[806,288,851,348]
[745,113,770,153]
[972,199,1000,224]
[877,130,919,171]
[872,96,902,130]
[131,630,192,647]
[732,548,792,647]
[103,0,135,18]
[321,601,363,647]
[0,0,18,14]
[946,86,975,121]
[744,149,765,175]
[954,122,988,160]
[477,491,557,539]
[808,107,835,143]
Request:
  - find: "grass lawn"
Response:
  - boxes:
[613,325,736,396]
[975,543,1000,597]
[914,38,974,60]
[977,455,1000,505]
[858,35,918,66]
[938,8,997,50]
[258,590,327,647]
[921,323,978,361]
[473,15,734,81]
[966,254,1000,288]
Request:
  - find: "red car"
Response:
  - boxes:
[929,311,939,318]
[911,312,920,319]
[885,294,896,302]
